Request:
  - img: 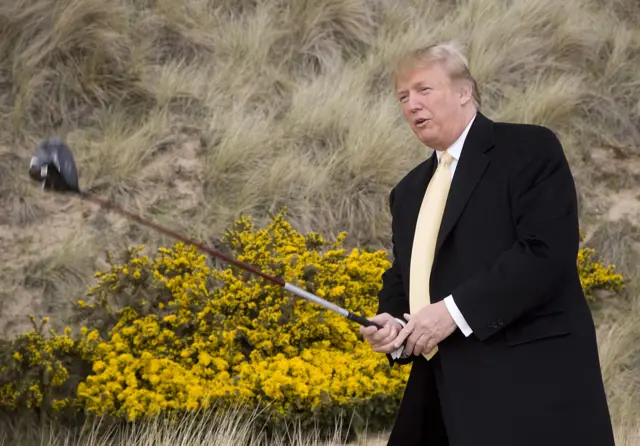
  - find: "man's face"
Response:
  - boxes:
[395,62,464,150]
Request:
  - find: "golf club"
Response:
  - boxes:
[28,138,383,330]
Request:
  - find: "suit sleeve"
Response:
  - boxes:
[451,127,580,341]
[377,187,413,365]
[377,187,410,320]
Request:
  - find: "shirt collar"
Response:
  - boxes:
[436,113,477,163]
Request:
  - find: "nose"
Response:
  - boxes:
[406,92,422,113]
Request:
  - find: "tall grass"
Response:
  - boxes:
[0,406,390,446]
[0,404,637,446]
[1,0,639,443]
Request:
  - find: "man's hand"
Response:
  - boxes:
[359,313,404,354]
[393,301,457,356]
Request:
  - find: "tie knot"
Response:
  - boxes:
[440,151,454,166]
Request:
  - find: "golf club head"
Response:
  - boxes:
[29,138,80,193]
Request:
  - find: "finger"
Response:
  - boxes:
[371,324,391,343]
[362,326,390,347]
[360,325,376,334]
[360,325,378,338]
[361,314,392,338]
[377,337,402,354]
[404,330,424,356]
[393,322,414,349]
[412,333,429,356]
[369,313,395,325]
[422,337,439,356]
[367,330,391,350]
[376,325,403,353]
[379,324,399,346]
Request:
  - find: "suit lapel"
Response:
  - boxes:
[435,113,495,255]
[404,153,437,253]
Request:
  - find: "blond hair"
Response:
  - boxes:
[393,43,481,108]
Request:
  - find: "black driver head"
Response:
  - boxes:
[29,138,80,193]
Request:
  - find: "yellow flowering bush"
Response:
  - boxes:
[577,247,624,301]
[71,210,409,434]
[0,315,82,416]
[0,211,626,437]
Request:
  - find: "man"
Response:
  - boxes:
[360,43,615,446]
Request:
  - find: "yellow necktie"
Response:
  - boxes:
[409,151,454,360]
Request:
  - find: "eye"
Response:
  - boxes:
[420,87,432,94]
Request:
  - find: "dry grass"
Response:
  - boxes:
[0,396,637,445]
[1,0,639,443]
[0,406,390,446]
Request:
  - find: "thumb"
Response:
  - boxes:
[360,325,377,336]
[393,325,411,349]
[372,313,395,321]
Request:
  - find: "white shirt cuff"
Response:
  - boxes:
[444,295,473,337]
[391,318,408,359]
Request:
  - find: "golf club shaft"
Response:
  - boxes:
[79,191,383,329]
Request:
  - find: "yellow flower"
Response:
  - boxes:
[163,315,177,324]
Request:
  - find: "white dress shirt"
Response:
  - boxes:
[391,114,476,359]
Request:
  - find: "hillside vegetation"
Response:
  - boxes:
[1,0,639,444]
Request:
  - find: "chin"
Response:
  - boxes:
[415,131,436,147]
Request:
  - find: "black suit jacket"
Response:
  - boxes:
[379,112,614,446]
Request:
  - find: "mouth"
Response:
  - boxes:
[414,118,429,127]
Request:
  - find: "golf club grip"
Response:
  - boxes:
[348,312,384,329]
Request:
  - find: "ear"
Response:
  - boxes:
[458,81,473,105]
